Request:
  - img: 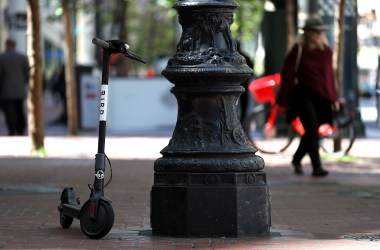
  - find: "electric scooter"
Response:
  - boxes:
[58,38,146,239]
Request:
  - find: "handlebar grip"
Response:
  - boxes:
[92,38,109,49]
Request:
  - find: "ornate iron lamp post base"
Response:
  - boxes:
[151,172,270,237]
[151,0,271,237]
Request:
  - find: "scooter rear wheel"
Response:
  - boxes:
[80,200,114,239]
[60,212,74,228]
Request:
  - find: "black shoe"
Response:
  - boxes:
[292,161,303,175]
[312,169,329,177]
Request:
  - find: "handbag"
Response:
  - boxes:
[333,102,352,128]
[276,44,302,106]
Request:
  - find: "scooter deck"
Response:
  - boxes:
[58,203,81,219]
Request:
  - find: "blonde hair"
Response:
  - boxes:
[298,31,328,50]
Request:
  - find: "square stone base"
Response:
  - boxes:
[151,172,271,237]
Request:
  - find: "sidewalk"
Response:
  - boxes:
[0,139,380,249]
[0,98,380,249]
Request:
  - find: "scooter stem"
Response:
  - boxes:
[98,50,111,153]
[88,49,111,221]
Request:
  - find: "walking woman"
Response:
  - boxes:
[276,15,339,177]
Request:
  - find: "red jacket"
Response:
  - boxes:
[276,44,337,106]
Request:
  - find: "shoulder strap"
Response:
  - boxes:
[294,44,302,74]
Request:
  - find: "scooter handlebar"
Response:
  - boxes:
[92,38,131,51]
[92,38,110,49]
[92,38,145,64]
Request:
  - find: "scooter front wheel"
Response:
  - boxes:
[80,200,114,239]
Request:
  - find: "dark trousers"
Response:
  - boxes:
[292,97,322,170]
[0,99,26,136]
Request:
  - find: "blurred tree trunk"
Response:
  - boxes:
[26,0,45,156]
[145,1,158,67]
[333,0,346,151]
[62,0,78,135]
[115,0,129,76]
[334,0,345,97]
[285,0,296,51]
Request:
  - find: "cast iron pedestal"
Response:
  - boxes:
[151,0,271,237]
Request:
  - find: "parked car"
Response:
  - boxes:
[359,81,376,97]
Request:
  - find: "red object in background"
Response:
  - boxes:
[146,68,156,78]
[97,49,122,65]
[291,118,305,135]
[318,124,337,136]
[248,73,282,104]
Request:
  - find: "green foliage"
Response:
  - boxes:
[156,0,265,42]
[232,0,265,42]
[42,0,265,73]
[127,0,177,67]
[156,0,177,17]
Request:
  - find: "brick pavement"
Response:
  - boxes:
[1,97,380,249]
[0,135,380,249]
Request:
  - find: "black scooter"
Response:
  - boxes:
[58,38,146,239]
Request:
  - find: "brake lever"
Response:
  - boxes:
[92,38,146,64]
[124,50,146,64]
